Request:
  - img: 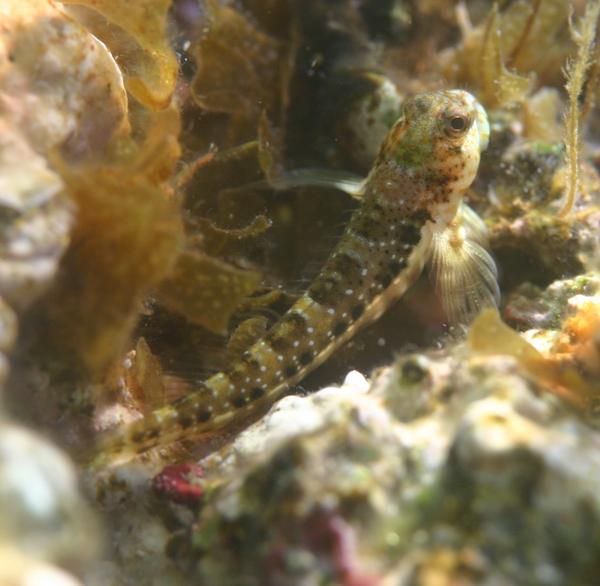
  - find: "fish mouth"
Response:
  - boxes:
[475,102,490,151]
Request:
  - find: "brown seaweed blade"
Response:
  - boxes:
[63,0,178,109]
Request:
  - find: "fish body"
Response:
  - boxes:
[97,90,494,463]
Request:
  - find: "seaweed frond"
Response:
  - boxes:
[580,37,600,121]
[507,0,542,67]
[63,0,178,109]
[479,4,534,108]
[442,0,571,108]
[559,0,600,217]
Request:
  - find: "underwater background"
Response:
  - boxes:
[1,0,600,584]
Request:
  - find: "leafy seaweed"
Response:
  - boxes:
[469,307,600,412]
[158,250,261,336]
[558,0,600,217]
[63,0,178,109]
[191,0,285,138]
[46,111,183,372]
[441,0,571,108]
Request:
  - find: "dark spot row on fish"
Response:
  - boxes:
[176,407,213,428]
[125,209,430,442]
[264,310,309,351]
[171,389,215,426]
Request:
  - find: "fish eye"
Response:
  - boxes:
[444,113,471,136]
[450,116,466,130]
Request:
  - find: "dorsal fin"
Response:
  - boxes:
[248,168,366,199]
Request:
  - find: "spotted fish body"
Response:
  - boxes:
[97,90,491,463]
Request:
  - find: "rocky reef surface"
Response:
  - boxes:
[136,276,600,586]
[83,272,600,586]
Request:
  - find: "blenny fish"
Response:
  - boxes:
[95,89,498,464]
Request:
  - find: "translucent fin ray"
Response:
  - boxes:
[430,204,499,325]
[247,168,365,198]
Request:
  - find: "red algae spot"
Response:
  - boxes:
[305,511,381,586]
[152,463,204,506]
[328,516,381,586]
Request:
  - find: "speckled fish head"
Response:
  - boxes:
[368,90,489,212]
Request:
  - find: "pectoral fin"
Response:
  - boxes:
[429,204,500,325]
